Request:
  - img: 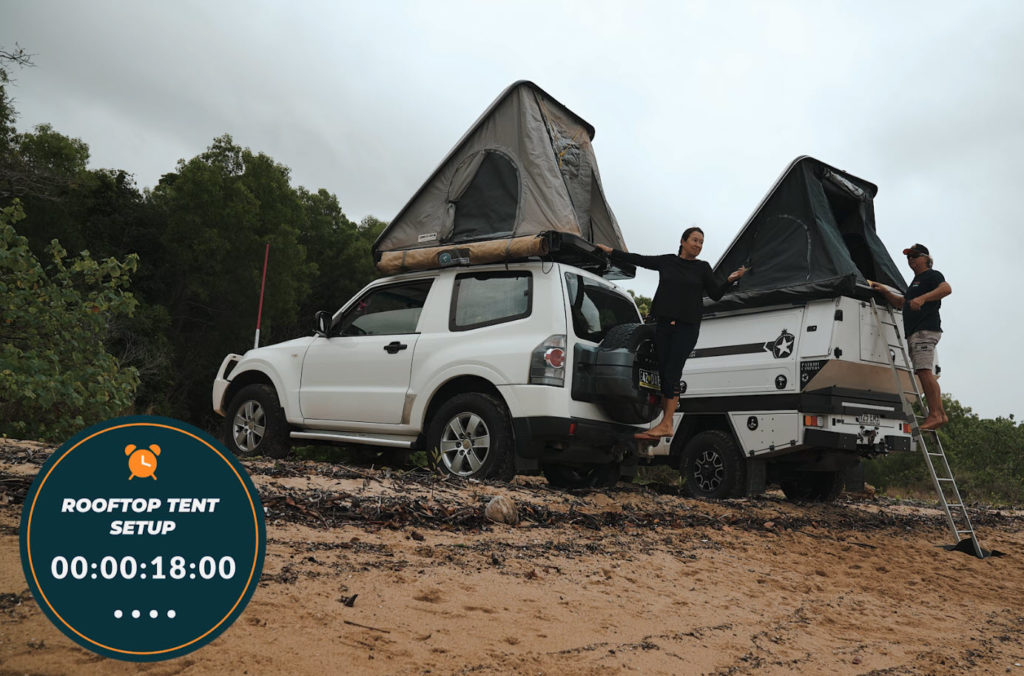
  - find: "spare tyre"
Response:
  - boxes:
[572,322,661,424]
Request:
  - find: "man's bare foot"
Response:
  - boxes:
[919,417,945,431]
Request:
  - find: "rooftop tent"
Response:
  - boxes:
[706,156,907,311]
[373,81,630,276]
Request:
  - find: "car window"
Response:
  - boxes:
[450,271,532,331]
[564,272,641,343]
[334,280,433,337]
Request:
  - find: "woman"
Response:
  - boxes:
[597,227,747,439]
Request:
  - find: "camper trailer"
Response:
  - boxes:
[622,157,917,500]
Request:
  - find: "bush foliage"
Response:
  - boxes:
[865,395,1024,506]
[0,202,139,440]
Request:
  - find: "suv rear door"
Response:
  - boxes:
[299,279,433,423]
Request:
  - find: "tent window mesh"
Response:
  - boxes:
[453,151,519,242]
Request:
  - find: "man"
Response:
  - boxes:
[869,243,952,430]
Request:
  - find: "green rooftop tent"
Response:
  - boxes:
[373,81,630,276]
[707,156,907,311]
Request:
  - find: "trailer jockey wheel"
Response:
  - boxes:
[679,430,746,499]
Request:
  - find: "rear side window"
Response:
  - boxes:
[564,272,641,343]
[450,271,532,331]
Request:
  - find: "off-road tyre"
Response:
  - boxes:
[426,392,515,481]
[598,322,655,351]
[223,384,290,459]
[679,429,746,499]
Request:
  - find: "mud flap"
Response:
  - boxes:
[745,458,766,496]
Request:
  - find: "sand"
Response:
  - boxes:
[2,439,1022,675]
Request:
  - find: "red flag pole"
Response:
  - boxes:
[254,243,270,349]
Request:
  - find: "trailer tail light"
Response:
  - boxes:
[903,423,912,434]
[803,415,824,427]
[530,334,566,386]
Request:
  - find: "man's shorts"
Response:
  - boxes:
[908,330,941,371]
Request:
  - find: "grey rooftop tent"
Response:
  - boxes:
[707,156,907,311]
[373,81,630,276]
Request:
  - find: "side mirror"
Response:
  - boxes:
[314,310,331,337]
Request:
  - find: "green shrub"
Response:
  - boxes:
[0,201,139,441]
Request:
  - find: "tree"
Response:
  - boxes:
[146,135,315,423]
[864,393,1024,506]
[626,289,652,318]
[294,189,383,326]
[0,201,139,441]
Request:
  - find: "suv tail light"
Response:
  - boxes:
[530,334,566,387]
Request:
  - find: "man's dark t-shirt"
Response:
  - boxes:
[608,250,732,323]
[903,269,945,336]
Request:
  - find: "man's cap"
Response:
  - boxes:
[902,243,930,256]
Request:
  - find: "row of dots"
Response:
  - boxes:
[113,609,176,619]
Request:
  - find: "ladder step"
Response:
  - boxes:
[947,504,963,509]
[956,530,975,535]
[937,477,954,482]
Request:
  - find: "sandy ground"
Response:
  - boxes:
[2,439,1023,675]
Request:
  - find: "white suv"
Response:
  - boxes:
[212,260,656,487]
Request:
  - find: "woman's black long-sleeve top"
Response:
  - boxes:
[609,250,734,323]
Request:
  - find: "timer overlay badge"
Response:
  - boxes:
[19,416,266,661]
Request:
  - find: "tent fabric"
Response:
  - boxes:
[705,157,907,312]
[373,81,628,271]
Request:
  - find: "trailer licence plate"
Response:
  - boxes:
[857,413,880,425]
[639,368,660,391]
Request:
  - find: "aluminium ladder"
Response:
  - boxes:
[868,297,984,558]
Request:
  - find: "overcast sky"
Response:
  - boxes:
[2,1,1022,419]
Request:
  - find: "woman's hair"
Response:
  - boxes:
[678,226,704,255]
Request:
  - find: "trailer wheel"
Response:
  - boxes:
[780,471,844,502]
[679,430,746,499]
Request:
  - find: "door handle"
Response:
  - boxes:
[384,341,408,354]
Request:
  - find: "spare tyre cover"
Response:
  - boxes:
[572,322,661,424]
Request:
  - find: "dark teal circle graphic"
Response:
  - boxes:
[19,416,265,661]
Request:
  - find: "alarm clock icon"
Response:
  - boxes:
[126,444,161,480]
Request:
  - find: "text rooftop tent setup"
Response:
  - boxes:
[707,156,908,312]
[373,80,633,279]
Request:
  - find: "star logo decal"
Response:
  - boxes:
[771,330,796,359]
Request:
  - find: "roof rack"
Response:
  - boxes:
[540,232,636,280]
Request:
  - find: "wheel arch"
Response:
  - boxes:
[670,413,737,463]
[223,369,280,415]
[422,375,507,436]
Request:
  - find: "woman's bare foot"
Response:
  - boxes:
[635,426,673,440]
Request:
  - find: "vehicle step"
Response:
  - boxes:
[290,430,416,448]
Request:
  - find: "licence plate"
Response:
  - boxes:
[639,368,660,391]
[857,413,880,425]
